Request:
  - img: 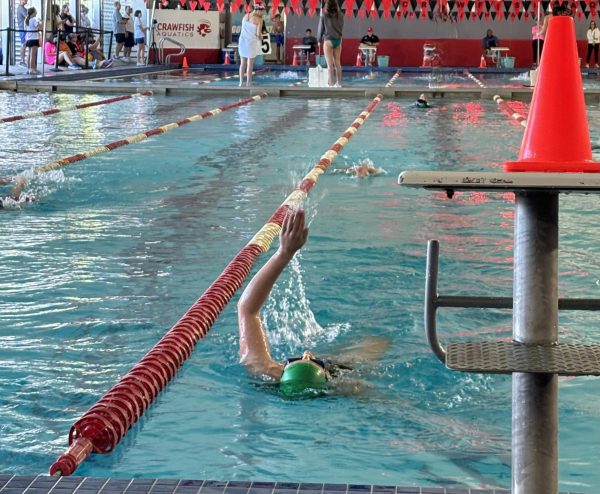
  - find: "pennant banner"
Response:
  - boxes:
[150,0,600,20]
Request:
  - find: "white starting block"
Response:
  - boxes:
[308,64,328,87]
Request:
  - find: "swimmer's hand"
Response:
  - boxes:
[278,209,309,258]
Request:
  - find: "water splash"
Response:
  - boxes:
[278,71,302,79]
[263,254,350,356]
[510,72,531,82]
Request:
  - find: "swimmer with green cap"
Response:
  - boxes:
[238,209,389,397]
[416,93,430,109]
[238,209,326,395]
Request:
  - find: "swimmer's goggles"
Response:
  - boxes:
[284,355,327,371]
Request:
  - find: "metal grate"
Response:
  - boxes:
[446,341,600,375]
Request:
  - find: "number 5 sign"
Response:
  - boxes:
[261,33,272,55]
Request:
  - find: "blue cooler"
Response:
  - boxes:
[377,55,389,67]
[501,56,515,69]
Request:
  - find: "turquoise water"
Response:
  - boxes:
[1,92,600,492]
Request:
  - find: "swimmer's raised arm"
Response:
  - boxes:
[238,209,309,379]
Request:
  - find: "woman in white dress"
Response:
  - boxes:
[238,2,264,87]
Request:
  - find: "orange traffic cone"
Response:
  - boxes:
[292,51,298,66]
[224,51,231,65]
[182,56,190,69]
[355,51,364,67]
[504,16,600,173]
[479,55,487,68]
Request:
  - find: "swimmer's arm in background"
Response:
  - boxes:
[237,210,308,380]
[325,336,391,365]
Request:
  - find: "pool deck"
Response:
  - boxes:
[0,476,591,494]
[3,475,589,494]
[2,63,600,102]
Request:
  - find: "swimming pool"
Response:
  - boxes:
[1,91,600,492]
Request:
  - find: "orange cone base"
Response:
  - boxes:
[504,159,600,173]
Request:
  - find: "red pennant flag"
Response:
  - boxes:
[456,0,466,19]
[202,0,210,11]
[399,0,410,16]
[408,9,415,18]
[475,0,484,15]
[189,0,198,9]
[492,0,503,20]
[289,0,301,14]
[420,0,428,19]
[308,0,318,15]
[568,0,577,15]
[522,10,530,19]
[438,0,448,16]
[484,10,491,20]
[364,0,375,16]
[345,0,355,16]
[179,0,186,6]
[358,8,367,17]
[511,0,521,19]
[216,0,224,11]
[381,0,392,18]
[531,0,539,14]
[271,0,280,14]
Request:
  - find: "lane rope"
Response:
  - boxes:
[48,93,384,477]
[0,91,153,125]
[465,71,487,89]
[1,94,268,194]
[492,94,528,128]
[465,71,528,128]
[385,70,401,87]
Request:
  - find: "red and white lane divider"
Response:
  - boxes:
[465,71,486,88]
[493,94,528,128]
[49,93,384,477]
[0,91,153,125]
[2,94,267,194]
[465,71,528,128]
[385,70,401,88]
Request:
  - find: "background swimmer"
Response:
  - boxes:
[416,93,431,108]
[331,158,386,178]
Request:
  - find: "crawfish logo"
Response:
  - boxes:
[197,21,212,37]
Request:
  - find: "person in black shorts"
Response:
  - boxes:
[24,7,40,74]
[123,6,135,62]
[113,1,127,59]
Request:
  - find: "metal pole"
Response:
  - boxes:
[4,28,14,76]
[512,191,559,494]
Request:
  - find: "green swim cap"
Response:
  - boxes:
[280,361,327,396]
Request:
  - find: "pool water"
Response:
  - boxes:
[1,92,600,492]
